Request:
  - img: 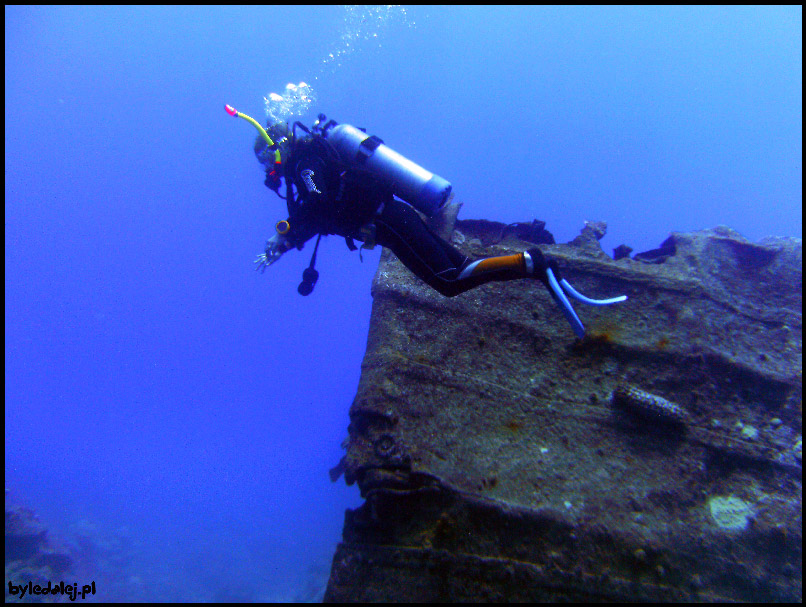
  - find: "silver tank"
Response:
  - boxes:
[324,123,451,216]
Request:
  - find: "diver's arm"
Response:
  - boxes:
[283,217,319,250]
[254,216,322,272]
[255,148,329,272]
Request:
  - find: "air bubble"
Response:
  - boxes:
[264,81,317,124]
[264,6,413,121]
[319,5,412,72]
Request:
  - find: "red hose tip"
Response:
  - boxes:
[225,104,238,117]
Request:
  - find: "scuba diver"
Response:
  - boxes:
[225,104,626,338]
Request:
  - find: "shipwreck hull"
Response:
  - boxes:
[326,219,802,602]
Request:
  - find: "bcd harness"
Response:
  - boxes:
[278,121,383,295]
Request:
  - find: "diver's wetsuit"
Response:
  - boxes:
[273,134,548,297]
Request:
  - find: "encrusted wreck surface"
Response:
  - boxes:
[325,216,802,602]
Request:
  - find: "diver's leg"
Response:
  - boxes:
[374,199,467,295]
[374,200,547,297]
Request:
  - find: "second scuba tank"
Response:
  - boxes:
[323,122,452,217]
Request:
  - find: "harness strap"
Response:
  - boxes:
[356,135,383,164]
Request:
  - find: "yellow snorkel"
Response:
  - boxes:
[225,104,282,165]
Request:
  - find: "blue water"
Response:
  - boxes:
[5,6,802,602]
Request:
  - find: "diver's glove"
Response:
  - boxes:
[526,248,627,339]
[254,233,289,273]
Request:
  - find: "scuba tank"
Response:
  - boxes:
[317,118,452,217]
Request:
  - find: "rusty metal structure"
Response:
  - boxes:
[325,215,802,602]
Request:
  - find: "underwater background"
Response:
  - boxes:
[4,6,801,602]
